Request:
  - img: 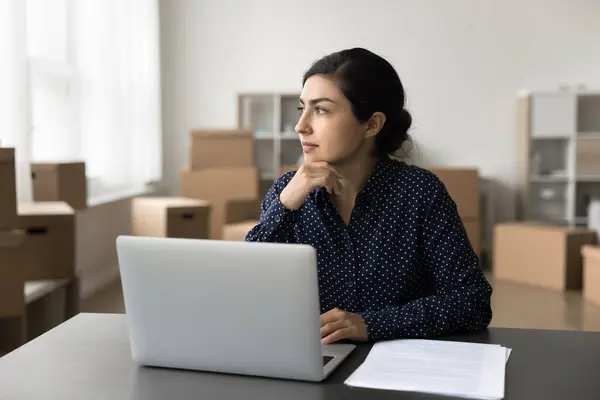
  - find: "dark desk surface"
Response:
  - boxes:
[0,313,599,399]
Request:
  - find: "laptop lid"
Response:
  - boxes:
[116,236,325,381]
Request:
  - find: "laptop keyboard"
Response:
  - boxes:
[323,356,334,366]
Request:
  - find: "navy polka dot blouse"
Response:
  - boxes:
[245,155,493,342]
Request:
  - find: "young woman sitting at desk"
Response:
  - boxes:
[245,48,492,345]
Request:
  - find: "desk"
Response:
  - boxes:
[0,313,599,399]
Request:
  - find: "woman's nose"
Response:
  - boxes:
[295,112,311,135]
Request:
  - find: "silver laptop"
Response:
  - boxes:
[116,235,355,382]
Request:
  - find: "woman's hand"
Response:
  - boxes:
[320,307,369,344]
[279,162,344,210]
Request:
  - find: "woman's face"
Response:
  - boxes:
[296,75,367,165]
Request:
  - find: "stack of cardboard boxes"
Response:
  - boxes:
[493,223,598,294]
[0,149,25,330]
[131,197,211,239]
[493,224,596,291]
[0,152,80,354]
[30,162,87,210]
[430,168,481,256]
[179,130,260,240]
[582,245,600,307]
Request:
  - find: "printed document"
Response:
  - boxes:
[345,339,509,400]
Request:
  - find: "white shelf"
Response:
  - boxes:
[238,92,303,180]
[529,175,568,183]
[576,176,600,182]
[254,134,276,140]
[518,90,600,227]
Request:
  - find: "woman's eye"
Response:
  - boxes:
[297,106,304,115]
[316,107,327,114]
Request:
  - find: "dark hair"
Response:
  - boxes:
[302,48,412,157]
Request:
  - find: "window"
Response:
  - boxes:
[26,0,163,200]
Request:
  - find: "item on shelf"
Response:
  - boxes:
[531,152,542,175]
[30,162,88,210]
[550,170,567,177]
[588,199,600,236]
[576,136,600,176]
[540,187,558,200]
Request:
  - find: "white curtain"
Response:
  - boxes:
[4,0,162,203]
[0,0,33,203]
[74,0,162,196]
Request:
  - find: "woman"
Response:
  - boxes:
[245,48,492,344]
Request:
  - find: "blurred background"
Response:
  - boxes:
[1,0,599,355]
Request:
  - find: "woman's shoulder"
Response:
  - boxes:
[383,159,444,194]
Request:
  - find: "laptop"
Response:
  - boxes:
[116,235,356,382]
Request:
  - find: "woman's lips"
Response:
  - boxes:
[302,143,318,153]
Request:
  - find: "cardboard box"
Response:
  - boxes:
[582,245,600,307]
[223,221,259,241]
[18,202,76,280]
[180,167,259,239]
[190,129,253,169]
[463,218,481,256]
[225,199,261,224]
[279,164,298,175]
[132,197,211,239]
[31,162,87,210]
[430,168,479,218]
[493,223,597,291]
[0,230,25,317]
[0,148,18,230]
[180,167,259,201]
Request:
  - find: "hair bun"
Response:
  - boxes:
[398,109,412,135]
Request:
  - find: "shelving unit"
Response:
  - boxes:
[237,93,303,194]
[516,90,600,227]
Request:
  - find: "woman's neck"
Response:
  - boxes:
[331,149,379,206]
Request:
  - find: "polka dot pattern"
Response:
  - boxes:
[245,155,493,342]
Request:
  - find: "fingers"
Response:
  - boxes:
[322,327,354,345]
[320,308,352,344]
[320,307,345,326]
[314,174,342,195]
[320,319,348,339]
[305,161,344,180]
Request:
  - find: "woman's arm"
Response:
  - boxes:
[359,181,493,342]
[244,173,300,243]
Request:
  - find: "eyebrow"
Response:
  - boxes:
[298,97,336,106]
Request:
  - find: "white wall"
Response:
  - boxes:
[159,0,600,222]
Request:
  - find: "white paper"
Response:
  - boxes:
[345,339,507,400]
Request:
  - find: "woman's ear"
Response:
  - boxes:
[364,112,386,139]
